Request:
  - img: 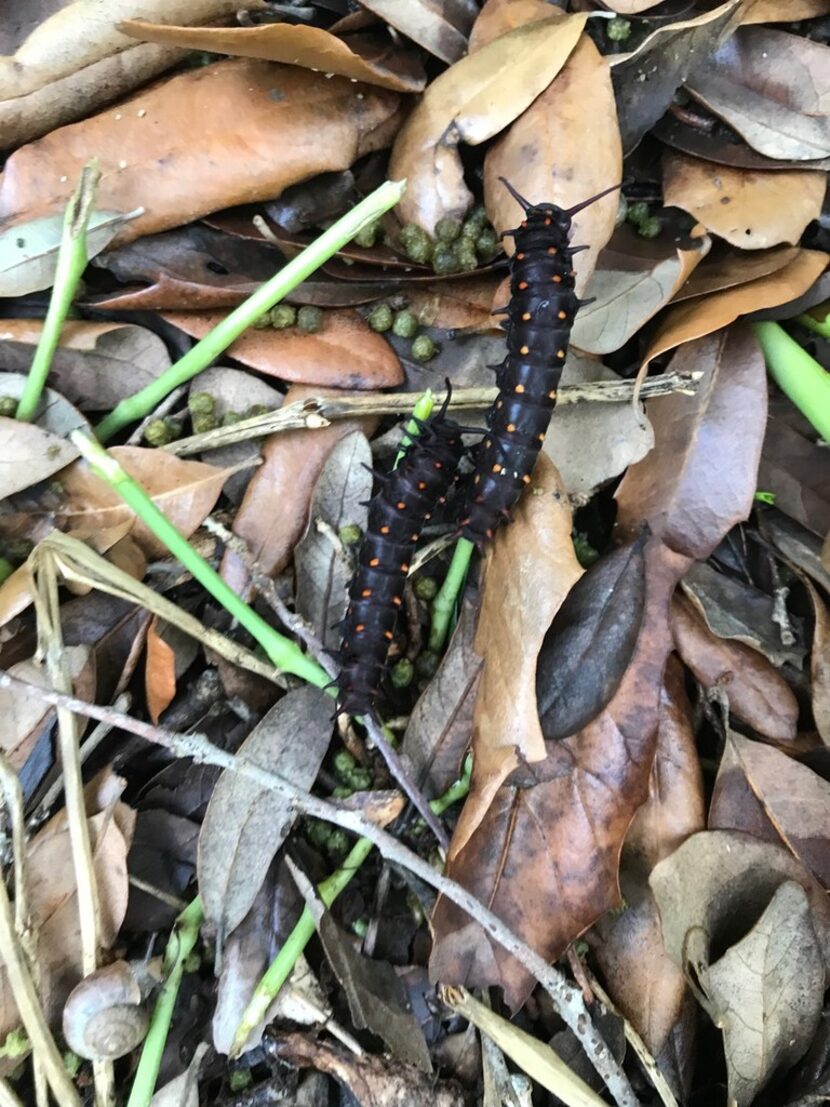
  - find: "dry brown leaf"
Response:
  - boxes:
[806,581,830,743]
[571,227,708,355]
[431,537,690,1009]
[122,18,426,93]
[449,453,582,855]
[162,309,403,390]
[672,244,799,303]
[468,0,556,52]
[51,447,233,558]
[641,249,828,366]
[356,0,476,65]
[710,731,830,888]
[663,153,826,249]
[741,0,830,23]
[602,0,669,11]
[403,274,503,330]
[0,0,260,98]
[0,416,79,498]
[671,594,798,742]
[0,59,402,245]
[617,325,768,560]
[388,15,588,231]
[591,656,704,1064]
[221,385,378,594]
[686,27,830,161]
[759,408,830,538]
[145,615,177,725]
[483,35,622,297]
[0,319,171,410]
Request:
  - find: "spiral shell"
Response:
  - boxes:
[62,960,156,1061]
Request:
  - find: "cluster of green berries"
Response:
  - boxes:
[252,303,325,333]
[627,200,662,239]
[0,396,17,417]
[143,392,272,445]
[365,302,438,362]
[387,575,440,692]
[398,204,499,275]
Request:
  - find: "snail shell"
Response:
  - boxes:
[63,960,157,1061]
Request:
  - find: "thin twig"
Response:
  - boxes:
[0,672,640,1107]
[163,372,703,457]
[125,386,188,446]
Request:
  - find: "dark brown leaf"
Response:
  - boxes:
[537,533,647,741]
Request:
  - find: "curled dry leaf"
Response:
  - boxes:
[663,153,826,249]
[609,0,742,153]
[431,537,689,1009]
[651,833,829,1107]
[388,14,588,231]
[805,581,830,744]
[0,416,79,498]
[710,731,830,888]
[616,324,767,560]
[357,0,477,65]
[671,243,799,303]
[468,0,556,52]
[0,59,402,245]
[545,355,654,497]
[591,657,704,1070]
[671,594,798,742]
[402,596,482,797]
[162,309,404,390]
[0,320,171,410]
[570,226,708,355]
[686,28,830,161]
[121,19,426,93]
[295,431,372,649]
[198,685,332,937]
[0,0,261,99]
[641,249,828,367]
[483,35,622,297]
[450,453,582,854]
[220,385,379,593]
[536,533,647,742]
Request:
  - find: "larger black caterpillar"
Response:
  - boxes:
[459,179,620,546]
[335,397,465,718]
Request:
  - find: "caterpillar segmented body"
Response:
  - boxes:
[335,400,465,718]
[459,179,619,547]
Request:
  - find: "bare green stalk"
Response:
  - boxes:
[16,163,100,424]
[429,537,474,652]
[796,303,830,339]
[95,180,406,441]
[753,321,830,441]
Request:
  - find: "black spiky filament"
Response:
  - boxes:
[459,179,620,547]
[335,406,465,718]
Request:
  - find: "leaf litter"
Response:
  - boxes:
[1,3,829,1106]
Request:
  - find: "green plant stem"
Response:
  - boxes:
[753,321,830,442]
[16,163,99,423]
[231,760,472,1057]
[126,897,203,1107]
[429,537,474,652]
[95,180,406,442]
[70,431,328,688]
[796,303,830,338]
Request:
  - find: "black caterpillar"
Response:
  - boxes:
[459,179,620,546]
[335,396,465,717]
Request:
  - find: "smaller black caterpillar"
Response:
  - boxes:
[335,394,465,718]
[460,179,620,547]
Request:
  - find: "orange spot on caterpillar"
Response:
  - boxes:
[492,463,503,474]
[552,274,562,283]
[384,630,393,641]
[361,588,372,598]
[518,280,528,290]
[558,310,567,320]
[434,461,443,469]
[369,557,380,567]
[548,247,558,256]
[557,349,565,358]
[356,624,365,633]
[400,563,409,572]
[515,384,525,393]
[417,481,427,491]
[516,252,526,260]
[522,474,532,484]
[380,525,390,535]
[507,423,516,432]
[522,312,531,321]
[548,390,557,399]
[396,501,406,509]
[393,596,402,606]
[520,345,529,355]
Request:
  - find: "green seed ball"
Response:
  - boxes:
[339,523,362,546]
[333,748,357,777]
[400,224,433,264]
[297,305,324,333]
[192,413,219,434]
[331,785,352,799]
[188,391,215,415]
[390,658,415,689]
[368,303,394,332]
[467,203,488,230]
[251,312,272,330]
[435,216,463,243]
[222,411,243,427]
[0,396,17,417]
[638,216,663,239]
[326,829,350,859]
[607,16,632,41]
[245,404,271,418]
[454,242,479,271]
[413,576,438,601]
[411,335,438,362]
[415,651,440,680]
[392,310,418,339]
[627,201,650,226]
[475,227,499,259]
[432,248,461,276]
[269,304,297,329]
[353,219,379,248]
[144,419,174,446]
